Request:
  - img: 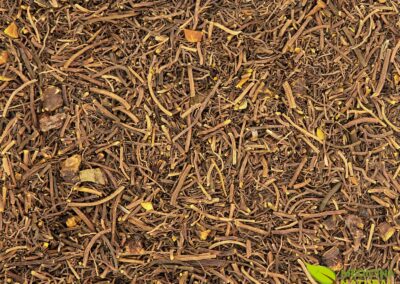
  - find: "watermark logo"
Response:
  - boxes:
[306,263,336,284]
[306,263,395,284]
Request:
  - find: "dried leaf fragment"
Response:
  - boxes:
[0,50,9,65]
[236,69,252,89]
[43,86,63,112]
[60,154,81,181]
[79,168,106,185]
[394,73,400,85]
[39,113,66,132]
[316,128,325,141]
[322,247,343,272]
[345,214,364,250]
[4,22,19,38]
[184,29,203,43]
[0,75,13,82]
[125,239,144,254]
[66,216,78,228]
[140,202,154,211]
[378,222,396,242]
[345,214,364,230]
[199,229,211,240]
[234,99,248,110]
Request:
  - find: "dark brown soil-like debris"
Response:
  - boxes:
[1,0,400,283]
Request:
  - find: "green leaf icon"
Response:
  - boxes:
[305,263,336,284]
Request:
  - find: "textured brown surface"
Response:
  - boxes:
[0,1,400,283]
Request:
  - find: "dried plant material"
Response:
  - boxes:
[372,48,392,97]
[89,87,131,110]
[322,247,342,271]
[68,186,124,207]
[378,222,396,242]
[250,129,258,141]
[4,22,18,38]
[79,168,106,185]
[140,202,153,211]
[235,69,252,89]
[60,154,81,181]
[1,1,399,283]
[345,214,364,250]
[282,81,296,109]
[305,0,327,18]
[0,75,13,82]
[49,0,59,8]
[74,4,94,13]
[0,50,9,65]
[66,216,78,228]
[184,29,203,43]
[234,99,248,110]
[39,113,66,132]
[394,73,399,85]
[42,86,63,112]
[316,128,325,141]
[147,69,173,117]
[345,214,364,230]
[199,229,211,240]
[73,186,103,196]
[366,223,375,251]
[2,157,11,176]
[211,21,241,35]
[125,239,144,254]
[319,182,341,210]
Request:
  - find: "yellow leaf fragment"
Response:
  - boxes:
[378,222,396,242]
[184,29,203,43]
[0,50,9,65]
[199,229,211,240]
[4,22,19,38]
[79,168,106,185]
[43,242,49,248]
[140,202,154,211]
[235,77,249,89]
[365,86,371,95]
[234,99,248,110]
[0,75,13,82]
[155,35,168,42]
[349,176,359,185]
[316,128,325,141]
[394,73,400,85]
[66,216,78,228]
[236,69,253,89]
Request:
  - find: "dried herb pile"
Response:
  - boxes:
[1,0,400,283]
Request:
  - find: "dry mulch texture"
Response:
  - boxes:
[1,0,400,283]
